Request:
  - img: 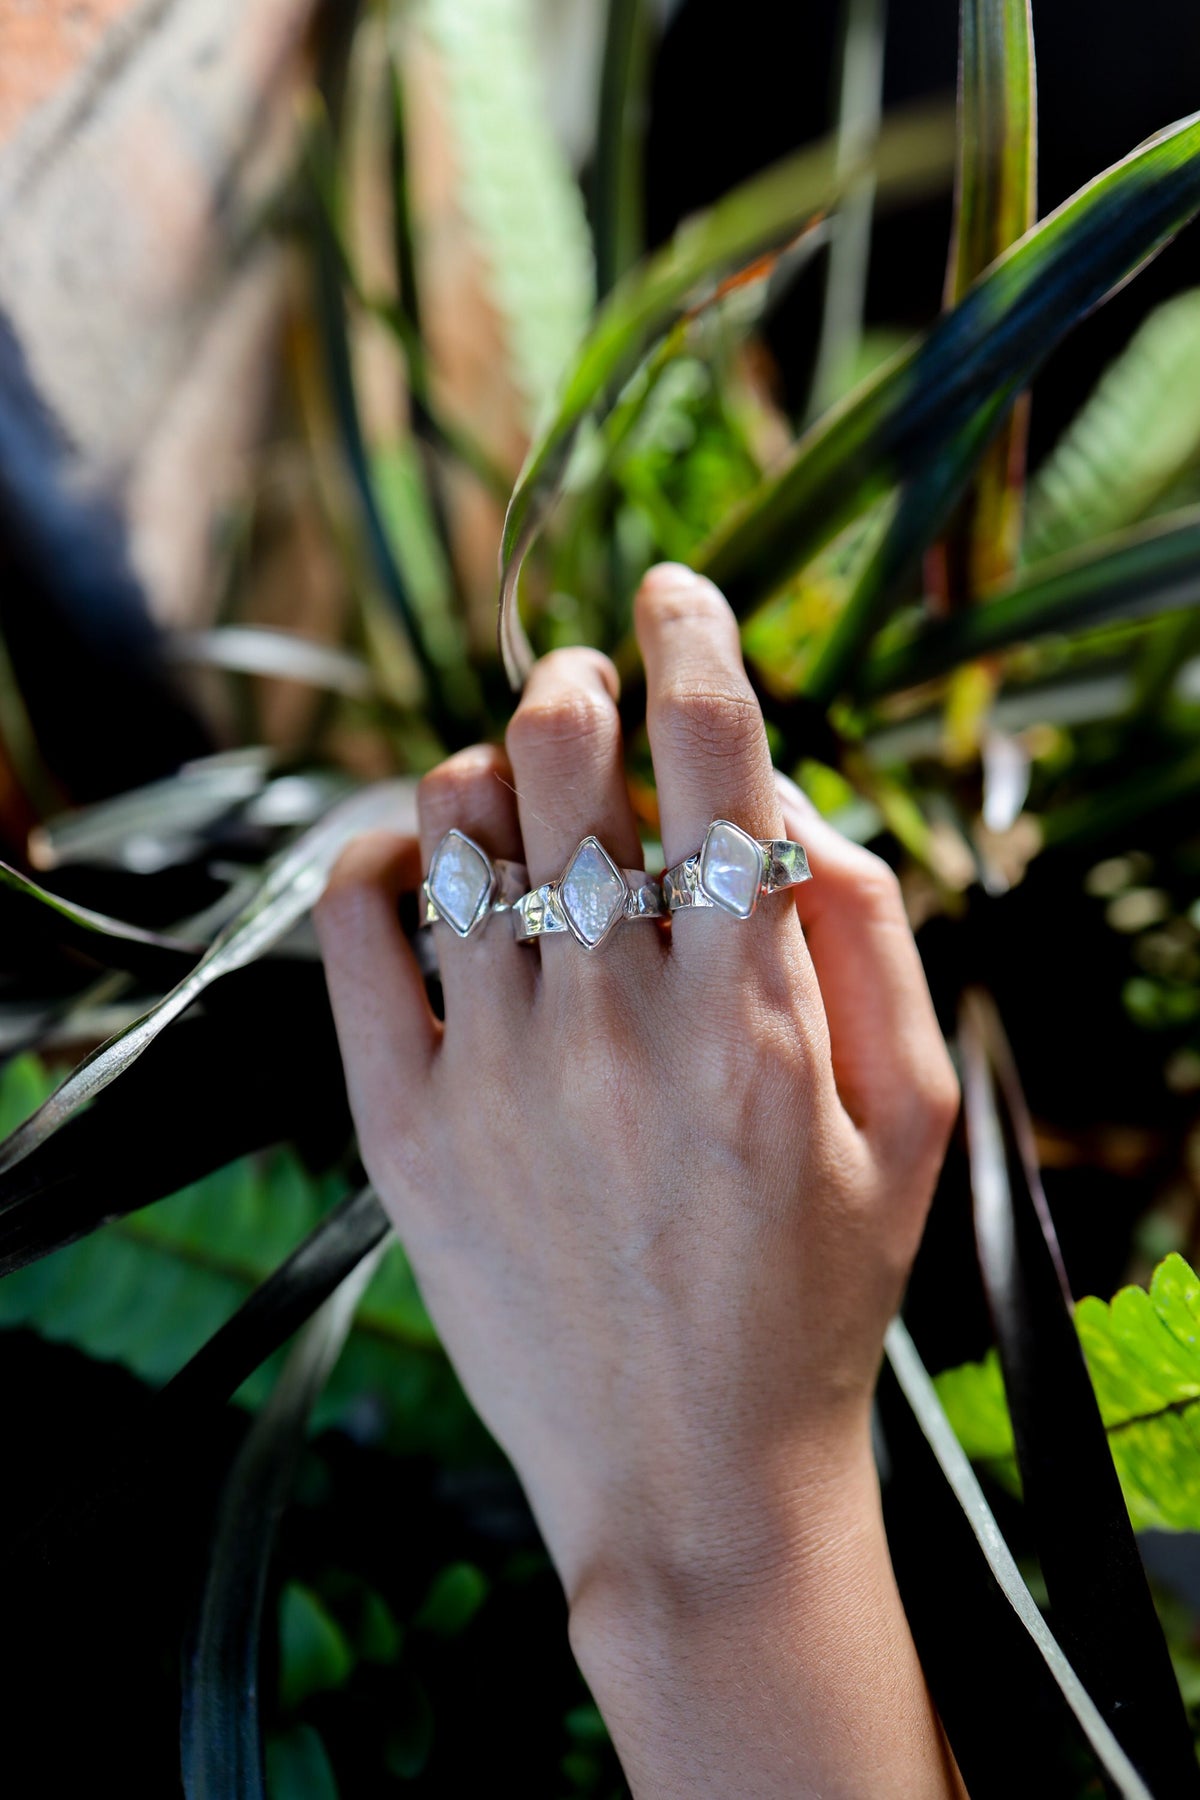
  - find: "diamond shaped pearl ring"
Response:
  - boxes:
[662,819,812,920]
[512,835,667,951]
[421,830,528,939]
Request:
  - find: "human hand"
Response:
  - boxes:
[315,563,963,1797]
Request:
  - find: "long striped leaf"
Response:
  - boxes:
[960,991,1199,1794]
[0,860,200,984]
[701,109,1200,656]
[938,0,1036,600]
[497,104,956,684]
[0,781,416,1179]
[181,1240,385,1800]
[859,507,1200,695]
[806,0,887,418]
[885,1319,1155,1800]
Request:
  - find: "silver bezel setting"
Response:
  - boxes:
[556,834,630,951]
[425,828,497,939]
[697,818,769,919]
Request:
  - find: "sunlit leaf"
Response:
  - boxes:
[938,1251,1200,1536]
[27,748,274,874]
[498,103,956,682]
[859,507,1200,696]
[806,0,887,419]
[1027,288,1200,560]
[701,108,1200,697]
[166,629,376,699]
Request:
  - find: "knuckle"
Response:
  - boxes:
[316,831,407,923]
[898,1052,960,1160]
[654,680,765,764]
[416,753,489,830]
[848,851,905,919]
[507,688,614,761]
[921,1055,962,1137]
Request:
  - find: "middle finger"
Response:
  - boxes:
[505,647,659,981]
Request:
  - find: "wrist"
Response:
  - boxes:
[566,1411,880,1660]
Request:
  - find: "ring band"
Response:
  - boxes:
[512,835,666,951]
[420,829,528,939]
[662,818,811,920]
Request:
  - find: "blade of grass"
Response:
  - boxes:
[858,506,1200,696]
[884,1316,1154,1800]
[0,860,201,984]
[0,961,352,1274]
[497,101,957,683]
[27,748,273,873]
[312,224,463,747]
[159,1187,391,1421]
[181,1237,386,1800]
[960,990,1199,1795]
[0,781,415,1179]
[806,0,887,419]
[937,0,1036,600]
[593,0,654,300]
[166,629,376,700]
[701,109,1200,651]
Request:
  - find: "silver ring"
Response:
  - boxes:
[512,835,666,951]
[662,818,811,920]
[420,829,528,939]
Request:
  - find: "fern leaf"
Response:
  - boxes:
[1026,290,1200,561]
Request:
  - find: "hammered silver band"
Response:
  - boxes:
[512,835,666,951]
[663,819,811,920]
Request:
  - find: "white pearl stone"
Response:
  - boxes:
[428,831,491,935]
[560,840,626,946]
[699,821,764,918]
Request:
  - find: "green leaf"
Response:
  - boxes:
[166,630,376,700]
[885,1317,1155,1800]
[27,747,273,874]
[858,507,1200,696]
[700,108,1200,685]
[279,1583,354,1712]
[1027,288,1200,561]
[181,1243,384,1800]
[266,1726,339,1800]
[947,0,1037,302]
[936,0,1036,602]
[414,1561,490,1638]
[0,860,200,983]
[0,780,415,1179]
[592,0,654,300]
[958,990,1196,1791]
[806,0,887,419]
[937,1252,1200,1533]
[416,0,595,423]
[497,103,956,682]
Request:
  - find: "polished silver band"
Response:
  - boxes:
[663,819,811,920]
[512,835,666,951]
[420,829,528,939]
